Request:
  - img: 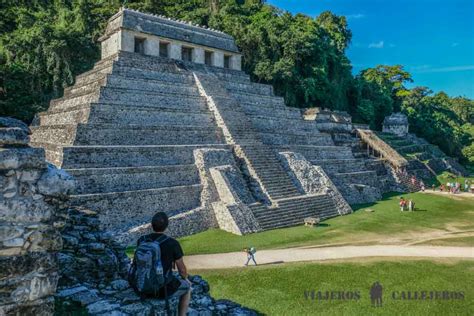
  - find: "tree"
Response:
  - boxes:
[316,11,352,53]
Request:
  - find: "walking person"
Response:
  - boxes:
[399,197,406,212]
[408,199,415,211]
[420,180,425,192]
[244,247,257,266]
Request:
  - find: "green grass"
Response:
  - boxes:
[419,236,474,247]
[177,192,474,255]
[196,259,474,315]
[435,171,474,188]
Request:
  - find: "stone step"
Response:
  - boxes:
[251,194,338,230]
[64,77,106,98]
[224,81,274,96]
[112,65,195,85]
[312,159,369,174]
[264,186,300,195]
[278,145,355,160]
[97,87,206,108]
[38,104,92,126]
[50,91,100,111]
[69,184,202,236]
[242,106,302,119]
[260,132,334,146]
[254,203,335,222]
[74,59,115,86]
[249,116,321,134]
[88,105,215,127]
[67,164,199,194]
[58,144,231,169]
[30,124,225,146]
[210,68,251,84]
[39,103,215,126]
[231,94,286,108]
[103,74,199,95]
[65,71,199,99]
[332,170,379,187]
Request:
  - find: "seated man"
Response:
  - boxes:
[137,212,191,316]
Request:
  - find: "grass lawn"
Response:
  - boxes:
[419,236,474,247]
[435,171,474,188]
[177,192,474,255]
[195,259,474,315]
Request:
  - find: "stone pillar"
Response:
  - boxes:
[213,51,224,68]
[230,54,242,71]
[193,47,205,64]
[169,42,182,60]
[0,117,74,315]
[144,36,160,57]
[120,30,134,53]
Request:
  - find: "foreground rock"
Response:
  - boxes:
[0,117,73,315]
[56,207,258,315]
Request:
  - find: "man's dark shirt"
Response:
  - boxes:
[136,232,184,297]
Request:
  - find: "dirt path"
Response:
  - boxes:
[185,245,474,270]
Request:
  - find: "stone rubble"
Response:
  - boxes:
[55,207,258,316]
[0,117,73,315]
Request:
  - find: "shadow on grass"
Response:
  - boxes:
[351,191,402,212]
[255,261,284,266]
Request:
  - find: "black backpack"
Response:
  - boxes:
[128,235,169,296]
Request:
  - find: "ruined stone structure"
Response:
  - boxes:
[382,112,409,137]
[0,118,74,315]
[30,8,408,242]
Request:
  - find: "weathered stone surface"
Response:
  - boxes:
[383,112,409,137]
[0,147,46,170]
[37,164,75,197]
[0,128,29,146]
[55,206,257,316]
[0,117,29,130]
[0,119,71,316]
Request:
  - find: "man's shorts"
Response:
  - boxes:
[170,279,191,298]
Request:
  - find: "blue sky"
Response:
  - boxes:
[268,0,474,98]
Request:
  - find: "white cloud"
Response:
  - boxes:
[413,65,474,73]
[410,65,432,71]
[346,14,365,20]
[368,41,384,49]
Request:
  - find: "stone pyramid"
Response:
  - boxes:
[31,8,393,242]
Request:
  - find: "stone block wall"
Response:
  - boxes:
[0,118,74,315]
[278,152,352,216]
[210,166,262,235]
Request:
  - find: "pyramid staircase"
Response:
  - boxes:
[210,70,383,205]
[194,72,341,229]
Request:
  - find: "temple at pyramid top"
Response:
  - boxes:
[98,8,242,70]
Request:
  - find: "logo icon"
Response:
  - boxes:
[370,281,383,307]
